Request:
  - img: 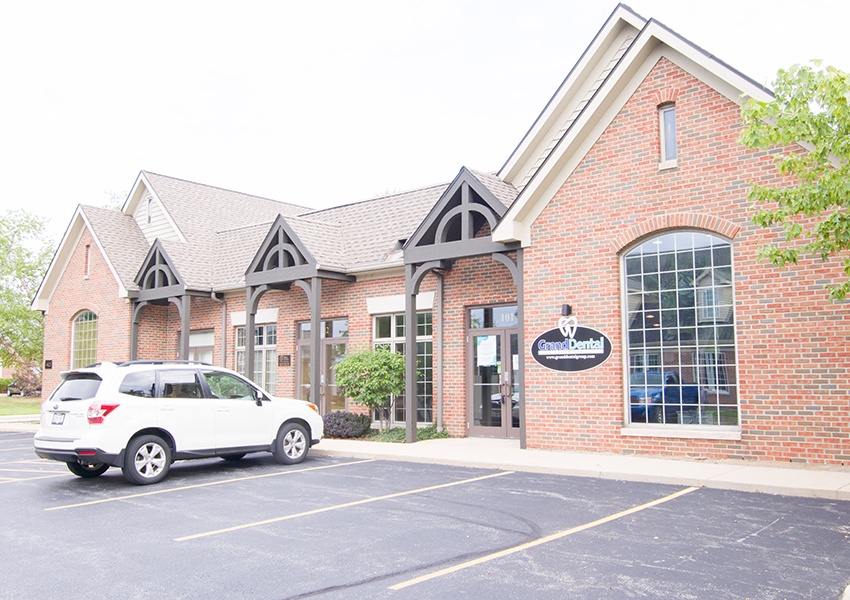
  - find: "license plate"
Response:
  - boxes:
[51,412,65,425]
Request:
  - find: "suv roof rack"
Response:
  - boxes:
[116,360,213,366]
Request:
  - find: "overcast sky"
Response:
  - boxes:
[1,0,848,241]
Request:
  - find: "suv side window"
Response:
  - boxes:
[202,371,256,400]
[158,370,203,399]
[119,371,156,397]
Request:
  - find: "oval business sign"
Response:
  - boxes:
[531,326,612,372]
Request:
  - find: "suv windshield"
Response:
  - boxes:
[50,373,102,401]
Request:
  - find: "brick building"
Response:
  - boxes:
[32,6,849,465]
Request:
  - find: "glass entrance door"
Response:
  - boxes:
[468,326,519,439]
[322,340,347,412]
[296,318,348,414]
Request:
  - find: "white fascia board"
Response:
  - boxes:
[494,20,774,246]
[120,171,145,214]
[498,6,646,185]
[646,21,773,105]
[31,207,85,312]
[30,207,129,312]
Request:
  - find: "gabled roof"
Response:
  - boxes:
[493,4,773,245]
[134,239,185,302]
[31,205,149,311]
[404,167,518,264]
[298,182,449,271]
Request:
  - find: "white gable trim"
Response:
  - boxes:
[498,5,646,188]
[493,18,774,246]
[123,171,188,244]
[31,207,129,313]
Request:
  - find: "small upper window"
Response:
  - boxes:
[658,103,677,168]
[146,197,153,224]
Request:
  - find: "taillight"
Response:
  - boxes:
[87,402,119,424]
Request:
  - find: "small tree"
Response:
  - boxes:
[333,347,405,432]
[0,210,53,392]
[741,62,850,300]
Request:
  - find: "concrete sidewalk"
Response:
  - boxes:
[4,414,849,501]
[311,437,850,501]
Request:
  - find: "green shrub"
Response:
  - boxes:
[323,411,372,438]
[0,378,11,394]
[368,425,449,443]
[333,348,405,432]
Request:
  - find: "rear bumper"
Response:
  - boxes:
[34,446,122,467]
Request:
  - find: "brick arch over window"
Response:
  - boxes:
[610,213,740,253]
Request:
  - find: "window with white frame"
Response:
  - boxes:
[659,103,677,168]
[624,231,737,426]
[71,311,98,369]
[235,324,276,394]
[373,312,433,424]
[189,330,214,364]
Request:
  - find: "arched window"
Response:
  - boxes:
[624,232,738,426]
[72,311,98,369]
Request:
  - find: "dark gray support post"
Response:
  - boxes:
[177,295,191,359]
[245,287,256,382]
[130,301,145,361]
[404,264,417,443]
[310,277,322,410]
[461,182,471,238]
[517,249,526,449]
[492,251,525,448]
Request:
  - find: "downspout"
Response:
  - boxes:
[211,292,226,367]
[435,271,444,431]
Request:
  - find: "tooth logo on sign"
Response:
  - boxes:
[558,315,578,339]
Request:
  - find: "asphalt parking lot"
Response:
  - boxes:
[2,430,849,600]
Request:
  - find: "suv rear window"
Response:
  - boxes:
[50,373,102,401]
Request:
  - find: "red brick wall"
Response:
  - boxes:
[42,229,131,395]
[523,58,850,464]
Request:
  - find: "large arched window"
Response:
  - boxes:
[71,311,98,369]
[624,232,738,426]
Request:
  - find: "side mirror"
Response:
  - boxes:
[254,389,265,406]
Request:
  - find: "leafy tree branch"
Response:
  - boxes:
[741,62,850,300]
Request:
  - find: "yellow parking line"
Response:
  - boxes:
[389,485,700,590]
[0,467,67,474]
[46,459,376,511]
[0,473,71,484]
[176,470,515,542]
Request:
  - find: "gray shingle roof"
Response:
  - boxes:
[80,205,150,292]
[468,169,519,209]
[84,169,512,292]
[300,182,448,268]
[143,172,313,290]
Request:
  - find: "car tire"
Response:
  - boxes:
[273,422,309,465]
[221,453,246,462]
[123,434,171,485]
[67,461,110,478]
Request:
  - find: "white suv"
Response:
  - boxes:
[34,361,324,485]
